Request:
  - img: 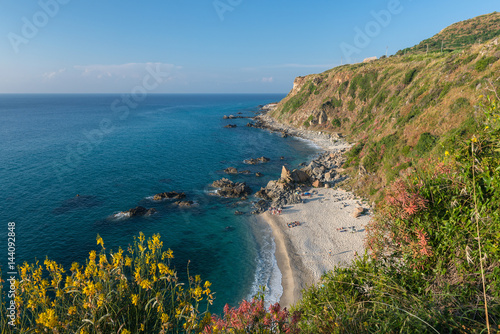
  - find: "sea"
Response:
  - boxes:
[0,94,321,313]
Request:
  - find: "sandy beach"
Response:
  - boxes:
[261,188,370,307]
[256,110,371,307]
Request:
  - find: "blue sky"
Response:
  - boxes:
[0,0,498,93]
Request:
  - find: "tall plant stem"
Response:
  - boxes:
[471,141,490,333]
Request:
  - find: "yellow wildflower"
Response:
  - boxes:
[89,250,96,262]
[471,135,478,143]
[36,308,58,328]
[166,249,174,259]
[161,313,169,323]
[445,151,449,156]
[134,267,142,283]
[140,279,151,290]
[70,262,80,272]
[131,294,139,306]
[125,256,132,267]
[68,306,77,315]
[82,282,96,297]
[96,234,105,248]
[140,324,145,332]
[122,330,131,334]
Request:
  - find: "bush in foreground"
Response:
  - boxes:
[1,233,214,333]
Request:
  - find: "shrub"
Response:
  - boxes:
[475,56,498,71]
[0,233,214,333]
[203,298,300,334]
[348,100,356,111]
[403,68,418,85]
[414,132,437,156]
[331,118,341,128]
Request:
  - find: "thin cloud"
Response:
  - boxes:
[262,77,274,83]
[43,68,66,80]
[242,63,338,71]
[73,62,178,79]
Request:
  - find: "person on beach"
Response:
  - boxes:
[329,249,332,256]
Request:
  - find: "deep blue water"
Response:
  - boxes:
[0,94,320,312]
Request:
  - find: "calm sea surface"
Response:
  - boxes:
[0,94,321,312]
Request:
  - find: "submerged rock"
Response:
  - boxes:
[153,191,186,201]
[244,156,270,164]
[175,201,194,207]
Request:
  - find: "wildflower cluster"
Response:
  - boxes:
[0,233,213,333]
[203,298,300,334]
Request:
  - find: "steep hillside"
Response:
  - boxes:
[270,13,500,199]
[399,11,500,54]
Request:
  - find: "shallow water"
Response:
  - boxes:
[0,94,321,312]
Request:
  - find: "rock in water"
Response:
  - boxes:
[153,192,186,201]
[244,157,271,164]
[224,167,238,174]
[175,201,194,207]
[211,178,251,198]
[126,206,157,217]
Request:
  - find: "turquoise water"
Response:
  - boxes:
[0,94,320,312]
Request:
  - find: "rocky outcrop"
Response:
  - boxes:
[224,167,239,174]
[244,157,270,164]
[223,115,250,119]
[253,180,303,211]
[281,166,310,184]
[211,178,252,198]
[224,124,237,128]
[251,149,349,213]
[126,206,157,217]
[153,192,186,201]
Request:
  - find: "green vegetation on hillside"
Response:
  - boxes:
[272,13,500,199]
[397,12,500,55]
[294,95,500,333]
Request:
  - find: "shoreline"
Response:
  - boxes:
[253,107,371,308]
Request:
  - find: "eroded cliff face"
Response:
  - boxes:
[290,76,308,96]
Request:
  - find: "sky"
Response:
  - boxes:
[0,0,498,94]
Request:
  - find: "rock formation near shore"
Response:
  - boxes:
[211,178,252,198]
[252,151,347,213]
[153,192,186,201]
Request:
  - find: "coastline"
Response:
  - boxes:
[253,108,371,308]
